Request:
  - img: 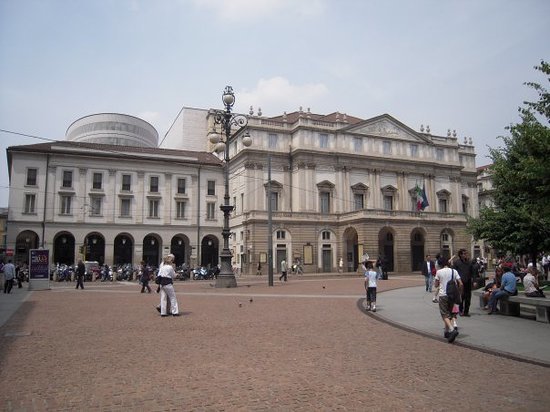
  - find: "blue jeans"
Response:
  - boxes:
[488,289,509,312]
[424,275,433,292]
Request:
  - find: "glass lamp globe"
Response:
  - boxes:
[215,142,226,153]
[242,132,252,147]
[222,92,235,106]
[208,131,220,144]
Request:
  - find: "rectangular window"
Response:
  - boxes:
[176,201,186,219]
[435,148,444,161]
[276,230,286,239]
[268,133,278,149]
[26,168,38,186]
[462,200,468,214]
[122,174,131,191]
[92,173,103,190]
[241,193,244,214]
[24,194,36,214]
[150,176,159,193]
[383,141,392,155]
[62,170,73,188]
[410,144,418,158]
[320,192,330,214]
[322,231,331,240]
[207,202,216,219]
[354,193,364,210]
[353,137,363,152]
[60,195,72,215]
[177,178,186,194]
[120,198,131,217]
[384,195,393,210]
[149,199,159,218]
[207,180,216,196]
[233,196,237,215]
[90,197,102,216]
[270,191,279,211]
[319,133,329,148]
[439,198,448,213]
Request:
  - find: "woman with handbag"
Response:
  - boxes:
[156,254,180,317]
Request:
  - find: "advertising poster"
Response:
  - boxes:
[29,249,50,290]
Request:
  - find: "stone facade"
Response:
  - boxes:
[205,109,479,274]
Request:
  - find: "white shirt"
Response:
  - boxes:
[158,262,175,279]
[364,270,377,288]
[435,267,461,297]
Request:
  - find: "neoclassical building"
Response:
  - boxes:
[6,107,481,274]
[6,113,225,268]
[164,105,479,273]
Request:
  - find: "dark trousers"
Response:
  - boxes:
[4,279,14,293]
[459,280,472,315]
[141,280,151,293]
[76,277,84,289]
[279,271,287,281]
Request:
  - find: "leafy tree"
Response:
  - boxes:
[468,61,550,263]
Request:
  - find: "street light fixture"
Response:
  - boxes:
[209,85,252,288]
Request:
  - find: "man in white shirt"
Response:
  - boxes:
[434,256,463,343]
[3,259,16,294]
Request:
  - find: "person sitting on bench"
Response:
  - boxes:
[523,266,546,298]
[487,261,518,314]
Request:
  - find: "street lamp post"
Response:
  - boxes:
[208,86,252,288]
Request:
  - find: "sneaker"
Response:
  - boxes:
[447,330,459,343]
[365,305,371,311]
[372,306,376,313]
[444,331,450,339]
[432,297,438,303]
[172,313,180,317]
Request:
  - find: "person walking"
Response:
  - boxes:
[434,256,463,343]
[75,259,85,290]
[452,249,477,317]
[421,254,435,293]
[256,262,262,276]
[3,259,16,294]
[140,261,152,293]
[363,261,378,312]
[279,259,288,282]
[157,254,179,317]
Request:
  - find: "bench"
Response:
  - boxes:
[474,289,550,323]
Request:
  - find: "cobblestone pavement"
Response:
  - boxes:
[1,275,549,411]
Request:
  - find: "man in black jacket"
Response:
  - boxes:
[452,249,477,316]
[76,259,85,290]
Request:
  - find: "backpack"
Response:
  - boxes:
[446,269,462,305]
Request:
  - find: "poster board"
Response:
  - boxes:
[29,249,50,290]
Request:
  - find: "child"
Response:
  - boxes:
[363,261,378,312]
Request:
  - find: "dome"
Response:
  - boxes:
[66,113,158,148]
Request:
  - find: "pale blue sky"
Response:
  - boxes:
[1,0,549,206]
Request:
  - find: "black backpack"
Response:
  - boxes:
[446,269,462,305]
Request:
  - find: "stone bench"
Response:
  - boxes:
[474,289,550,323]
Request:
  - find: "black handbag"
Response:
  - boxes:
[446,270,461,305]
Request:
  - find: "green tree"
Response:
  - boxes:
[468,61,550,263]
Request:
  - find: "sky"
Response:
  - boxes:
[1,0,549,207]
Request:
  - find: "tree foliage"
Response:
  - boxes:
[468,61,550,259]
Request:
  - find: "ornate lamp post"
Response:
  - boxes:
[208,86,252,288]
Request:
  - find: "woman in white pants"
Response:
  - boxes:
[157,254,179,317]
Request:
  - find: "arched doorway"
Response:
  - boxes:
[201,236,218,268]
[15,231,39,264]
[84,233,105,264]
[53,232,75,265]
[171,235,189,267]
[342,227,358,272]
[114,234,133,265]
[378,227,395,272]
[143,234,160,266]
[410,228,425,271]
